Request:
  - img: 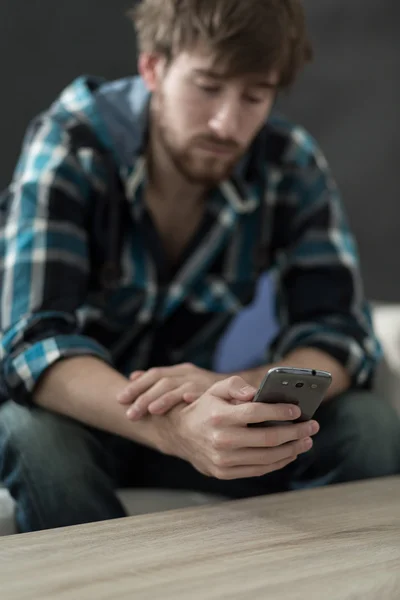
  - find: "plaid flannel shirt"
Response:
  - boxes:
[0,76,381,405]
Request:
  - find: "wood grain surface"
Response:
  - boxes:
[1,477,399,600]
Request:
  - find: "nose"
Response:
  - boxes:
[208,98,241,141]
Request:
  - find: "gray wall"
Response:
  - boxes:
[278,0,400,302]
[0,0,135,184]
[0,1,399,300]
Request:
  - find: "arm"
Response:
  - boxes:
[242,128,380,398]
[37,361,320,480]
[35,356,168,450]
[0,115,108,406]
[0,114,167,451]
[117,345,348,420]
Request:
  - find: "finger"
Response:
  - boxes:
[117,369,164,405]
[117,388,136,405]
[151,383,203,414]
[230,395,255,406]
[148,390,186,415]
[212,456,297,481]
[129,371,145,382]
[208,376,258,402]
[214,437,313,469]
[126,378,182,420]
[126,397,154,420]
[214,420,319,450]
[182,392,200,403]
[233,401,302,426]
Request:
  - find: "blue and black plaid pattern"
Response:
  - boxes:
[0,76,381,405]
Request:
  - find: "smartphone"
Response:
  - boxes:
[249,367,332,427]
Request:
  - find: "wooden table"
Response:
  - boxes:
[1,477,399,599]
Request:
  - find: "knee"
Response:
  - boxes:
[0,401,91,479]
[322,391,400,477]
[1,401,69,452]
[333,391,399,440]
[0,402,123,531]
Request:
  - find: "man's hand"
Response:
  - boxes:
[117,363,224,420]
[165,376,319,481]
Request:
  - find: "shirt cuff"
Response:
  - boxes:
[2,334,112,406]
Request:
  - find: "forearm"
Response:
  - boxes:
[34,356,170,451]
[236,347,351,399]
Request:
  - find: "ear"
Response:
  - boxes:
[138,53,166,92]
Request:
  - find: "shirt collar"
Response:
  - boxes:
[125,156,259,215]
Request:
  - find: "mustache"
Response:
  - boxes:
[195,136,241,151]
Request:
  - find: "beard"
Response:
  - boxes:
[151,91,244,186]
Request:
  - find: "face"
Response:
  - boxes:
[140,47,279,185]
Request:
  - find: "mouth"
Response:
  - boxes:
[196,142,237,157]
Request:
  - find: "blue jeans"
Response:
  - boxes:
[1,390,399,532]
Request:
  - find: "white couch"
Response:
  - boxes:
[1,304,400,536]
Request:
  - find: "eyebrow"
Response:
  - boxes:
[193,68,278,88]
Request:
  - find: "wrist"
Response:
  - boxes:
[211,371,228,386]
[152,404,185,457]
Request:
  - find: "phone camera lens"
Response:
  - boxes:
[295,382,304,388]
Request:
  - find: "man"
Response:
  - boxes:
[0,0,399,533]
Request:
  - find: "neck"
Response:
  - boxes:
[146,124,206,208]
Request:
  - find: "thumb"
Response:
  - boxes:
[208,376,257,402]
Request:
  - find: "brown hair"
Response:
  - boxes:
[129,0,313,89]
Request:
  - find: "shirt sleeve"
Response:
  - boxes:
[269,128,381,388]
[0,115,111,406]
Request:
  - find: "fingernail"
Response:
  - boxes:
[303,437,313,451]
[288,406,300,418]
[126,407,139,419]
[309,421,319,435]
[240,385,256,395]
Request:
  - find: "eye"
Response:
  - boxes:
[244,89,273,105]
[197,83,220,95]
[244,95,265,105]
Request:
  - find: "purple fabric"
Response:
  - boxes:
[214,274,278,373]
